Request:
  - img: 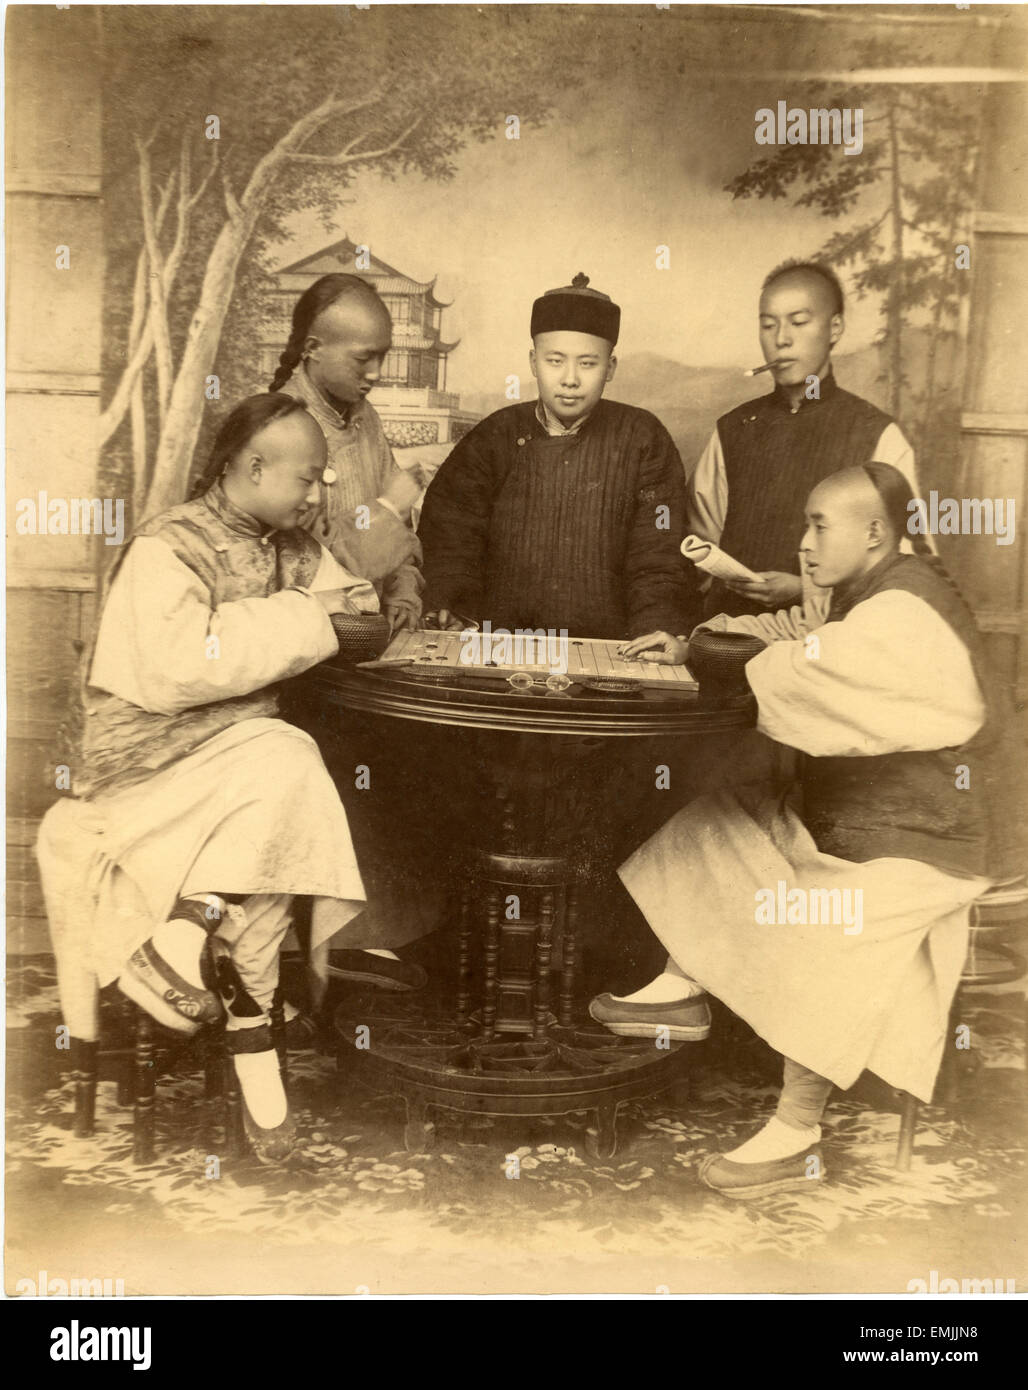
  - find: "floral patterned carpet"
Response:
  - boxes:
[6,957,1026,1294]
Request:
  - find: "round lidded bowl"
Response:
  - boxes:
[329,612,392,664]
[687,630,766,695]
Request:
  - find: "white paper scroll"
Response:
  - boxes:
[680,534,764,585]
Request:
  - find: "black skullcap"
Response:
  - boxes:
[530,273,620,345]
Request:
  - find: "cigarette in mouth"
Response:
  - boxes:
[744,361,780,377]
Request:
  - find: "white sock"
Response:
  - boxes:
[363,948,399,960]
[151,919,208,989]
[232,1048,287,1128]
[612,971,704,1005]
[723,1115,821,1164]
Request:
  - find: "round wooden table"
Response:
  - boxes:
[303,656,755,1156]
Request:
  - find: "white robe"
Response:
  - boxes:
[619,586,991,1102]
[37,535,376,1040]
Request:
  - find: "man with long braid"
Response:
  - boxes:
[270,272,425,633]
[270,274,448,973]
[591,464,1025,1196]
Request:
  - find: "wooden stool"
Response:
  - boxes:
[69,987,289,1164]
[896,878,1028,1169]
[457,846,588,1039]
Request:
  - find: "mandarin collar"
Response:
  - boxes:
[527,398,606,442]
[771,367,838,414]
[534,398,594,437]
[294,365,365,431]
[202,482,276,541]
[827,550,908,622]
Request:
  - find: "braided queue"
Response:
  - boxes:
[268,272,384,393]
[268,332,305,393]
[860,459,977,623]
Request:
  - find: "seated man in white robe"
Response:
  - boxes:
[590,463,1025,1197]
[37,393,421,1164]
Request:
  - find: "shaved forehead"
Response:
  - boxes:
[807,467,885,524]
[250,407,326,465]
[312,293,391,345]
[760,268,838,315]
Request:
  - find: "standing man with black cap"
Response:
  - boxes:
[419,274,698,640]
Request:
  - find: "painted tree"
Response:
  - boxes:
[99,6,598,521]
[724,39,981,435]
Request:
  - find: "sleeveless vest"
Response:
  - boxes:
[71,485,323,799]
[708,374,893,618]
[801,553,1026,879]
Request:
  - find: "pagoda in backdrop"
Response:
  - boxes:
[264,236,478,447]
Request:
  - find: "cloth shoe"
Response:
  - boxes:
[239,1094,297,1166]
[698,1144,826,1198]
[588,991,711,1041]
[283,1010,320,1050]
[325,949,427,992]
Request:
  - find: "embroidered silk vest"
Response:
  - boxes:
[72,485,322,799]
